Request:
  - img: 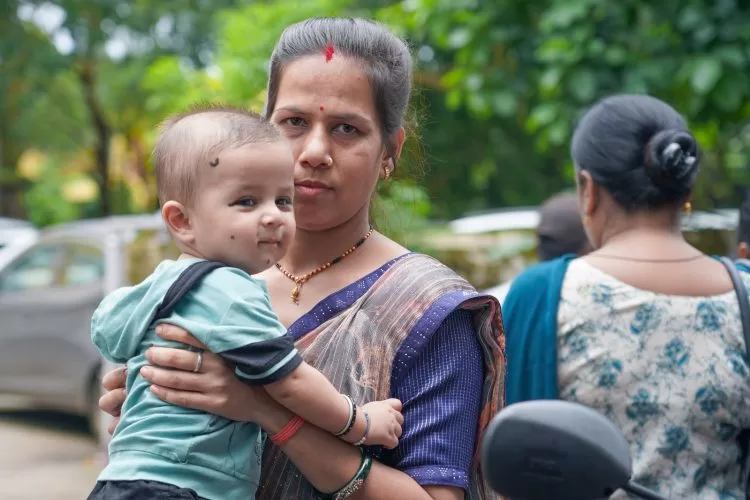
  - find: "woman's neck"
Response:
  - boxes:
[598,210,682,247]
[281,216,372,274]
[597,225,696,259]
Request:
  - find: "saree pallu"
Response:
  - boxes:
[256,253,505,499]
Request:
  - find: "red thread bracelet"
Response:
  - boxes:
[270,416,305,446]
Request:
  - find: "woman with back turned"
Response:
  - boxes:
[504,94,750,498]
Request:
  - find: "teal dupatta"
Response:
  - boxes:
[502,254,575,404]
[503,254,750,405]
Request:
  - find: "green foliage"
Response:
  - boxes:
[0,8,73,186]
[140,0,357,118]
[23,162,82,227]
[3,0,250,218]
[389,0,750,209]
[373,179,433,246]
[6,0,750,230]
[215,0,357,106]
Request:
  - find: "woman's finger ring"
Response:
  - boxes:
[193,351,204,373]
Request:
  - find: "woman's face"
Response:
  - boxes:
[270,55,398,231]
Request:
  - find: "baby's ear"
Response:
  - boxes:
[161,201,195,245]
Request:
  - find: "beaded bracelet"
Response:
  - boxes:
[334,395,357,437]
[315,447,373,500]
[353,411,370,447]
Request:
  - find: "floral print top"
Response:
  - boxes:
[558,259,750,499]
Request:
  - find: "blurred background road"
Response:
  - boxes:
[0,397,102,500]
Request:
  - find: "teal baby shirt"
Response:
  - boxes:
[91,258,302,500]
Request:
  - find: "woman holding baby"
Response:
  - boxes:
[99,17,505,500]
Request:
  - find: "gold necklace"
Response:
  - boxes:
[590,253,704,263]
[276,226,374,304]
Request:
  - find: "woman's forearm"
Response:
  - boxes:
[255,402,432,498]
[282,424,433,499]
[264,362,359,437]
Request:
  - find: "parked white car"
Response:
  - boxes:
[0,218,39,271]
[0,212,172,441]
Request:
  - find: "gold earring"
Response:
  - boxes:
[583,214,592,226]
[383,167,391,180]
[683,200,692,215]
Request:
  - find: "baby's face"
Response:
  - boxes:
[188,142,296,274]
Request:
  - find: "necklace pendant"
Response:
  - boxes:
[277,226,374,306]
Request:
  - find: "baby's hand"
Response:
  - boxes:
[359,398,403,449]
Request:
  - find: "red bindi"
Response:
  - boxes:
[324,42,334,62]
[319,105,325,111]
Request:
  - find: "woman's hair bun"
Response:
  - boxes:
[643,129,699,192]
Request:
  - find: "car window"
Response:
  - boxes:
[62,245,104,287]
[0,245,61,292]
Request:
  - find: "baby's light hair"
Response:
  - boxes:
[153,103,281,206]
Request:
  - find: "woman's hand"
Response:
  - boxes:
[99,366,127,435]
[140,323,278,423]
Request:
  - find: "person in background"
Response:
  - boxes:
[536,193,591,261]
[486,193,590,303]
[503,94,750,498]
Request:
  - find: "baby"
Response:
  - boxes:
[88,106,402,500]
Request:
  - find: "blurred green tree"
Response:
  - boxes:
[8,0,246,217]
[7,0,750,229]
[380,0,750,211]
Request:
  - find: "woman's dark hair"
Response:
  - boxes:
[264,17,413,163]
[571,94,701,211]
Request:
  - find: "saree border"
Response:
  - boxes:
[286,253,411,340]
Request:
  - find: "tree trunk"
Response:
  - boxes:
[0,117,26,219]
[77,60,112,216]
[0,182,27,218]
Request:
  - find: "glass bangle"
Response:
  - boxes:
[315,448,373,500]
